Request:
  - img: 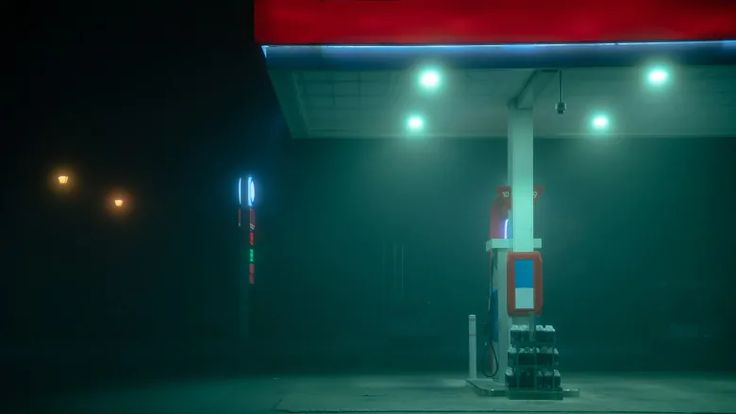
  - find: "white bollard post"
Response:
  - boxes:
[468,314,477,379]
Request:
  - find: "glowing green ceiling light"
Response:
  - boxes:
[406,115,425,132]
[591,114,610,131]
[647,66,670,86]
[418,68,441,90]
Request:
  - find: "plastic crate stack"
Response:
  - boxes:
[505,325,561,392]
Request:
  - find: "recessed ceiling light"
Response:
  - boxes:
[647,66,670,86]
[591,114,610,131]
[406,115,425,131]
[418,69,441,90]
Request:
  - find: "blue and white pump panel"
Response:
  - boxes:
[507,251,543,316]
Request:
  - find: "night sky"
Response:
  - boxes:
[9,1,271,336]
[6,1,736,395]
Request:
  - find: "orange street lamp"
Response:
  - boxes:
[51,168,74,193]
[107,191,131,215]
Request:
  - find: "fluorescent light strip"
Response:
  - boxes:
[262,40,736,56]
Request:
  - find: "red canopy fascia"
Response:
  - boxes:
[254,0,736,45]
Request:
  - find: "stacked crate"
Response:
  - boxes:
[505,324,562,399]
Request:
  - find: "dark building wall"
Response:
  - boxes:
[253,137,736,370]
[4,136,736,372]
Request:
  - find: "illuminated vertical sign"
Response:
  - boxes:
[237,177,243,228]
[247,176,255,207]
[238,175,256,285]
[247,176,255,285]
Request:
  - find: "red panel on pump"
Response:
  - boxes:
[489,185,544,240]
[254,0,736,45]
[507,252,543,316]
[489,186,511,240]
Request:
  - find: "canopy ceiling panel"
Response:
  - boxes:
[269,65,736,139]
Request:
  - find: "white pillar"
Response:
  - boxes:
[507,106,534,253]
[468,314,477,379]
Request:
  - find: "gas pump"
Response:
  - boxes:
[483,186,513,377]
[484,185,562,399]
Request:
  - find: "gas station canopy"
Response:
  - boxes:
[252,1,736,396]
[255,0,736,139]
